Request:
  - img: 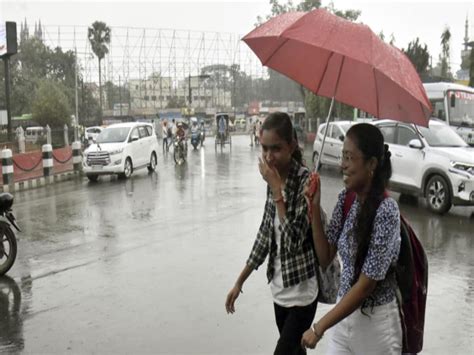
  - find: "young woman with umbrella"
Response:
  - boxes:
[301,123,402,354]
[225,112,321,355]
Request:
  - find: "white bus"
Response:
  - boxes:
[424,82,474,146]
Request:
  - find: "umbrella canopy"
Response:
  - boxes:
[243,9,432,126]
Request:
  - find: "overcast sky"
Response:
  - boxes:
[1,0,473,73]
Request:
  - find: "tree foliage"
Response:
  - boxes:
[403,38,430,75]
[32,80,71,127]
[0,34,100,125]
[439,27,452,80]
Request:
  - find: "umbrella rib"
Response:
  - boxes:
[261,37,290,67]
[314,52,334,94]
[373,68,380,117]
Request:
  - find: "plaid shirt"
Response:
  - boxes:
[246,159,317,288]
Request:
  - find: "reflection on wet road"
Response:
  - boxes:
[1,135,473,354]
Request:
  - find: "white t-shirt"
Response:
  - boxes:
[270,214,318,307]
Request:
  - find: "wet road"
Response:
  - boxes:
[1,135,473,354]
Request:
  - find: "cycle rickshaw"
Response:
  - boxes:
[215,113,232,150]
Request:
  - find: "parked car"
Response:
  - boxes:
[83,122,159,182]
[373,119,474,214]
[85,126,104,143]
[312,119,372,169]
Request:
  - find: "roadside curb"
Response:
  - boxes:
[1,171,82,193]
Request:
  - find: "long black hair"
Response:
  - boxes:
[261,112,303,165]
[346,124,392,292]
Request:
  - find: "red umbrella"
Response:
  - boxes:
[243,9,432,167]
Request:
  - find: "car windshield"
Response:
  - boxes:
[96,127,130,143]
[447,90,474,129]
[339,123,351,133]
[419,123,468,147]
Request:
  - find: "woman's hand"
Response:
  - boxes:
[303,172,321,218]
[225,285,242,314]
[300,327,321,349]
[258,157,282,193]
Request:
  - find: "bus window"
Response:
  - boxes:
[430,99,446,121]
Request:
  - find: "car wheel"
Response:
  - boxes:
[425,175,452,214]
[87,174,99,182]
[147,152,157,172]
[312,151,322,171]
[119,158,133,179]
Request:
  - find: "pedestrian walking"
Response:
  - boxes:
[226,112,319,355]
[301,123,402,354]
[162,120,171,152]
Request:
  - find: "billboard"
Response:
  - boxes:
[0,22,6,57]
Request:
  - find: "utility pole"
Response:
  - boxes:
[75,47,79,127]
[1,22,17,142]
[119,75,123,116]
[4,58,12,142]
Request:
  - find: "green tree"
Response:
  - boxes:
[104,80,130,110]
[403,38,430,75]
[32,80,71,127]
[79,79,100,125]
[88,21,111,124]
[439,27,452,80]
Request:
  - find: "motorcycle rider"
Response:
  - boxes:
[176,122,187,152]
[190,118,201,148]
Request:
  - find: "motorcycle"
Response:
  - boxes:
[0,193,20,276]
[173,136,187,165]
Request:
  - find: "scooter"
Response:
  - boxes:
[190,130,201,150]
[0,193,20,276]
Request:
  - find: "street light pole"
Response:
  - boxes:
[188,74,192,106]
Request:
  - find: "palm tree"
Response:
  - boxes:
[440,27,451,80]
[88,21,111,125]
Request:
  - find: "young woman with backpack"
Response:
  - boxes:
[301,123,402,354]
[225,112,319,354]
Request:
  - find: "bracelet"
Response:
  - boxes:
[312,324,323,339]
[273,195,284,203]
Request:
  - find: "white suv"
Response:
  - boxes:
[373,119,474,214]
[83,122,159,181]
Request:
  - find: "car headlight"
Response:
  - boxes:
[450,161,474,175]
[109,148,124,155]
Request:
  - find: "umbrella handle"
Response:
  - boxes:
[315,96,335,172]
